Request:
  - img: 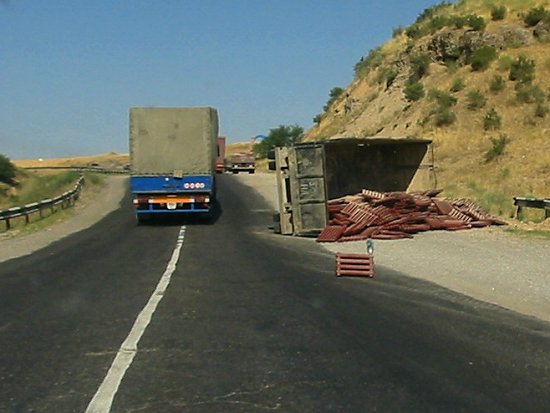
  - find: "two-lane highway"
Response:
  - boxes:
[1,174,549,412]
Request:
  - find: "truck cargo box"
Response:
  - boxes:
[228,152,255,174]
[273,137,434,236]
[130,107,218,176]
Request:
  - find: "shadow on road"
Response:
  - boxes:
[134,199,223,227]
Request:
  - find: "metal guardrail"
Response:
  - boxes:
[0,176,85,230]
[513,197,550,219]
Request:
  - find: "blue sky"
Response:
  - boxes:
[1,0,445,159]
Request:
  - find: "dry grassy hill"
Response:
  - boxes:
[13,152,129,169]
[304,0,550,221]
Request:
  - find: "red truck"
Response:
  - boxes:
[216,136,226,173]
[229,151,255,174]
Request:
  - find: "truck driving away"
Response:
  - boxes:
[229,151,255,174]
[129,107,219,222]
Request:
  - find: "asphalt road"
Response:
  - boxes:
[0,175,549,412]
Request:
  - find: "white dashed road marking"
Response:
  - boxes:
[85,226,186,413]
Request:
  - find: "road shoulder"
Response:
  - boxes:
[0,175,128,263]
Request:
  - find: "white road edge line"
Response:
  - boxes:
[85,226,186,413]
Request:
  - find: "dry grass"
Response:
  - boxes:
[14,152,129,169]
[225,142,254,156]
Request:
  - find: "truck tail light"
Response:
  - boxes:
[133,196,150,210]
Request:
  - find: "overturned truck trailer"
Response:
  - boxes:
[272,137,435,236]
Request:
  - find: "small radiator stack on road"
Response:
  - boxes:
[335,239,375,278]
[336,239,374,278]
[336,252,374,277]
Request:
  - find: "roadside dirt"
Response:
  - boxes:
[1,173,548,323]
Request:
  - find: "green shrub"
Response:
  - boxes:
[523,6,550,27]
[429,88,457,108]
[484,134,510,162]
[254,124,304,158]
[428,88,457,127]
[354,47,385,78]
[405,24,425,39]
[515,83,545,104]
[414,2,453,26]
[0,154,16,185]
[385,68,398,88]
[323,87,345,112]
[470,46,498,71]
[467,90,487,110]
[450,77,465,92]
[434,107,457,126]
[499,167,510,180]
[484,108,502,130]
[535,103,549,117]
[376,67,398,88]
[491,5,507,21]
[498,55,513,72]
[417,115,431,127]
[490,75,506,92]
[409,53,431,83]
[405,82,425,101]
[313,114,323,124]
[509,55,536,83]
[428,15,450,33]
[467,15,487,31]
[445,60,460,74]
[449,15,467,29]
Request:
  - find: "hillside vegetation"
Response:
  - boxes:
[305,0,550,221]
[0,153,122,211]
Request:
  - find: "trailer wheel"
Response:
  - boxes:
[248,170,255,174]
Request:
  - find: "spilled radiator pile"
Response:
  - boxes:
[317,189,506,242]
